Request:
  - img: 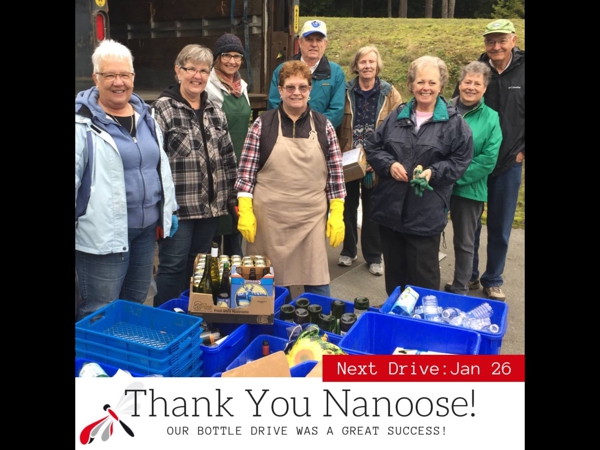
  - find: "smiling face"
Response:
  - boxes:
[357,51,378,85]
[484,32,516,70]
[410,65,441,112]
[298,34,327,66]
[176,60,210,103]
[93,59,134,113]
[215,52,243,78]
[278,74,311,115]
[459,72,487,107]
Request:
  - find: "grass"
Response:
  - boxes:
[302,17,525,229]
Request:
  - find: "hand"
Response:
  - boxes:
[410,165,434,197]
[169,215,179,237]
[326,199,345,248]
[390,162,408,182]
[516,152,525,163]
[237,197,257,243]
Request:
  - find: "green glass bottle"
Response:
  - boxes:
[198,254,213,299]
[209,242,221,298]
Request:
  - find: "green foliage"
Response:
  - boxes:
[492,0,525,19]
[303,17,525,229]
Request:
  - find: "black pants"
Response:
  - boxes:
[341,179,382,264]
[379,225,441,296]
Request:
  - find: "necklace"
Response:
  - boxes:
[106,111,136,137]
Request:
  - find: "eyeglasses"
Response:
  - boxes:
[96,72,134,81]
[484,36,512,47]
[282,85,310,93]
[220,53,243,62]
[180,66,210,76]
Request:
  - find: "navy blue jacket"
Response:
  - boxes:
[365,96,473,236]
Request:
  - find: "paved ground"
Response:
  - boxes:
[311,221,525,355]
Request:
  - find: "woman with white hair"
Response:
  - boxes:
[75,39,177,319]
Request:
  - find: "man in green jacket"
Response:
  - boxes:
[445,61,502,295]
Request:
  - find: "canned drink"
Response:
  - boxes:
[79,362,109,378]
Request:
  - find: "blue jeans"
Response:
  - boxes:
[472,162,523,288]
[76,222,157,320]
[282,284,331,303]
[154,217,219,306]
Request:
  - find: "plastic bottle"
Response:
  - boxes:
[465,317,492,331]
[466,303,493,320]
[353,297,369,320]
[389,286,419,316]
[79,362,109,378]
[422,295,442,322]
[441,307,465,323]
[262,340,270,356]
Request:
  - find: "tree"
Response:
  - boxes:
[399,0,408,17]
[388,0,392,17]
[425,0,433,18]
[492,0,525,19]
[441,0,448,18]
[449,0,456,18]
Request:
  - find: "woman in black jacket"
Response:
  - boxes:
[365,55,473,295]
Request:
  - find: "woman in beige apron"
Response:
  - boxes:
[234,60,347,299]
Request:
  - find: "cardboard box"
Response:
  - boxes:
[187,254,275,324]
[221,351,291,377]
[342,147,367,183]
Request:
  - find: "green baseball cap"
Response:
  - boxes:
[483,19,516,36]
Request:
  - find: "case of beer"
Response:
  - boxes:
[187,254,276,324]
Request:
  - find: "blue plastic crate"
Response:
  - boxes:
[290,360,318,377]
[76,341,204,377]
[380,285,508,355]
[225,335,290,372]
[75,358,146,377]
[200,323,253,377]
[338,312,481,355]
[75,335,195,372]
[75,300,203,358]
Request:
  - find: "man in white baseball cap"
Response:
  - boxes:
[267,19,345,128]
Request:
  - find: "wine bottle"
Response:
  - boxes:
[198,254,213,299]
[216,262,232,308]
[209,242,221,301]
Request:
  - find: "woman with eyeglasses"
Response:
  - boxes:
[205,33,252,258]
[235,60,346,300]
[152,44,238,306]
[365,55,474,295]
[75,39,178,319]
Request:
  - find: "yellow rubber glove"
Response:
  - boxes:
[326,199,345,248]
[237,197,257,243]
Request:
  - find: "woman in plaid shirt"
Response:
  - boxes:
[153,44,238,306]
[235,60,346,299]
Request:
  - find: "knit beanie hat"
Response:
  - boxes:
[213,33,245,58]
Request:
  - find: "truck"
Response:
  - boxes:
[75,0,300,117]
